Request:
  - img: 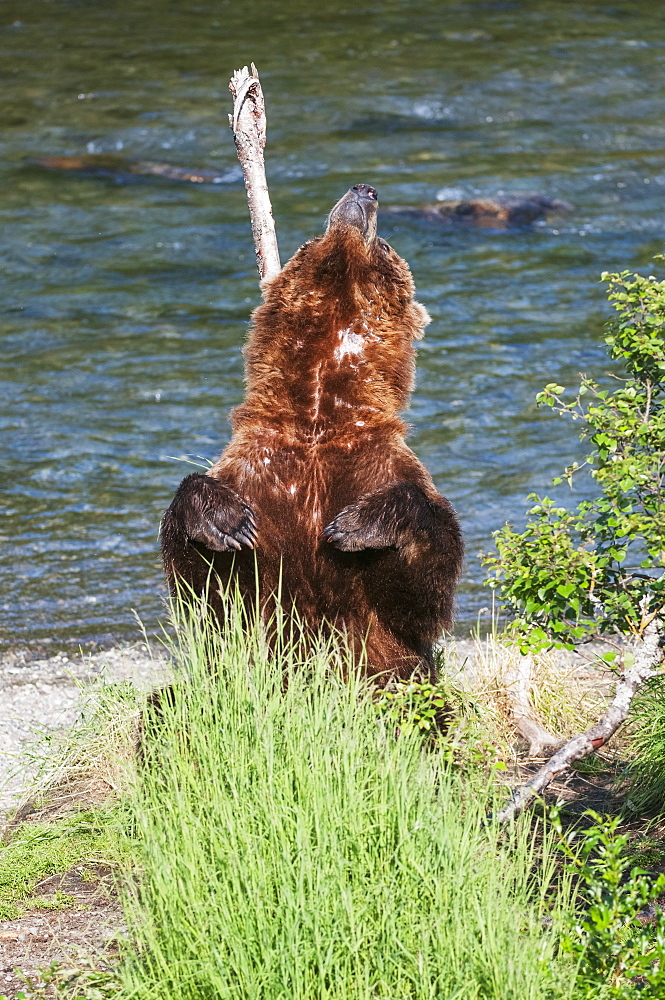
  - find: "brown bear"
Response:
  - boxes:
[160,184,463,681]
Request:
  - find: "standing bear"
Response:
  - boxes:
[161,184,463,681]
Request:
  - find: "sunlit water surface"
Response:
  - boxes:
[2,0,665,652]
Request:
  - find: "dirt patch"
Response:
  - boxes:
[0,645,173,997]
[0,863,124,998]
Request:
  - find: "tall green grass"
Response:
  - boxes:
[625,675,665,816]
[122,602,575,1000]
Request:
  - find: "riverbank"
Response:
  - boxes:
[0,629,659,999]
[0,646,171,819]
[0,636,609,820]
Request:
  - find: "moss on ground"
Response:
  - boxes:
[0,809,127,920]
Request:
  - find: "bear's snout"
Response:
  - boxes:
[327,183,379,242]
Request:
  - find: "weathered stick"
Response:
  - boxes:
[498,619,663,824]
[505,653,563,757]
[229,64,281,283]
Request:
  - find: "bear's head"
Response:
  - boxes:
[326,182,379,242]
[239,185,431,430]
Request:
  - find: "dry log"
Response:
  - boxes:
[498,619,664,824]
[228,64,281,283]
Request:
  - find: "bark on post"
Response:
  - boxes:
[229,64,281,283]
[498,619,663,824]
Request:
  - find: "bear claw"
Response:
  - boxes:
[322,510,388,552]
[162,473,258,553]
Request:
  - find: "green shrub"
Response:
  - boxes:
[374,670,507,772]
[483,264,665,651]
[555,810,665,998]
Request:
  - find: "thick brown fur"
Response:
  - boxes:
[161,185,463,682]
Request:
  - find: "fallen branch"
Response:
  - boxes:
[498,619,663,823]
[505,653,563,757]
[228,64,281,283]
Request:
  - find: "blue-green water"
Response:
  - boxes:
[2,0,664,651]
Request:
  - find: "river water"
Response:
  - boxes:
[1,0,664,652]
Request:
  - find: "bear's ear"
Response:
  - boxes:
[411,301,432,339]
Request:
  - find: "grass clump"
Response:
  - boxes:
[16,678,145,816]
[625,676,665,816]
[0,809,125,919]
[470,637,607,741]
[121,605,575,1000]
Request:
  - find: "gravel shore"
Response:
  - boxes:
[0,645,172,816]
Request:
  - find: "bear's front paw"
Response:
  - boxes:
[164,473,257,553]
[322,501,394,552]
[190,499,257,552]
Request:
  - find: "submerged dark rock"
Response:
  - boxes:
[29,154,238,185]
[387,194,573,228]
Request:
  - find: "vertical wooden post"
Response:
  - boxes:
[229,64,281,284]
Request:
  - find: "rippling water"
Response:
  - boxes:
[2,0,664,651]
